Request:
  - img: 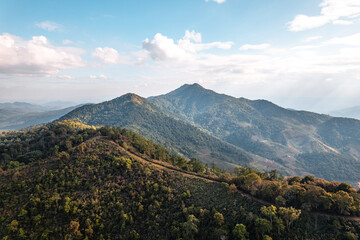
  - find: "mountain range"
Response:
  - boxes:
[57,83,360,186]
[0,102,84,131]
[329,106,360,120]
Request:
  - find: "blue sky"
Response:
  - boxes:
[1,0,360,112]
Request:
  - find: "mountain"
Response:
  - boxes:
[0,104,84,131]
[149,83,360,186]
[41,100,79,109]
[1,121,359,239]
[60,94,261,169]
[329,106,360,120]
[0,102,48,113]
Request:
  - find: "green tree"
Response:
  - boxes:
[233,224,249,240]
[332,190,354,215]
[214,212,224,226]
[182,214,199,239]
[255,218,272,239]
[243,173,262,195]
[261,205,277,224]
[278,207,301,230]
[189,158,205,173]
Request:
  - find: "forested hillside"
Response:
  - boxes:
[149,84,360,186]
[59,93,259,170]
[1,121,360,239]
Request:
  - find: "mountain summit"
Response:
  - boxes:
[149,84,360,186]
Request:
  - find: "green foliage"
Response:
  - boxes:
[232,224,249,240]
[231,166,360,217]
[255,218,272,238]
[1,121,360,239]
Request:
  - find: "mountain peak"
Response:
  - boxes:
[180,83,204,90]
[167,83,217,98]
[114,93,146,105]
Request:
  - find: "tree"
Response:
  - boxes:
[261,205,277,224]
[229,183,238,194]
[255,218,272,239]
[332,190,354,215]
[66,221,82,239]
[214,212,224,226]
[301,175,315,184]
[243,173,262,195]
[189,158,205,173]
[182,214,199,239]
[233,224,249,240]
[343,231,358,240]
[338,182,353,193]
[278,207,301,230]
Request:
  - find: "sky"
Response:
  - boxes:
[1,0,360,112]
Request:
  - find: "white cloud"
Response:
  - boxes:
[184,30,202,43]
[288,0,360,31]
[304,36,322,42]
[89,74,107,80]
[99,74,107,79]
[62,39,73,45]
[36,21,62,31]
[142,30,233,61]
[333,20,353,25]
[239,43,270,51]
[92,47,126,64]
[57,75,73,79]
[323,33,360,46]
[288,15,330,32]
[320,0,360,19]
[205,0,226,3]
[0,33,85,76]
[143,33,192,61]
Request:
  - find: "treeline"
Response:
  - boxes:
[229,168,360,217]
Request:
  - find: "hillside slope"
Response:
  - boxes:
[149,84,360,185]
[59,94,258,169]
[1,121,360,239]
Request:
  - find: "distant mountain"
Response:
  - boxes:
[41,100,79,109]
[329,106,360,120]
[0,103,84,131]
[0,102,48,113]
[149,83,360,185]
[59,93,272,170]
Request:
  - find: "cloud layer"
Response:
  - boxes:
[139,30,360,111]
[0,33,85,76]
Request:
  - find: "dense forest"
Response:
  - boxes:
[1,121,360,239]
